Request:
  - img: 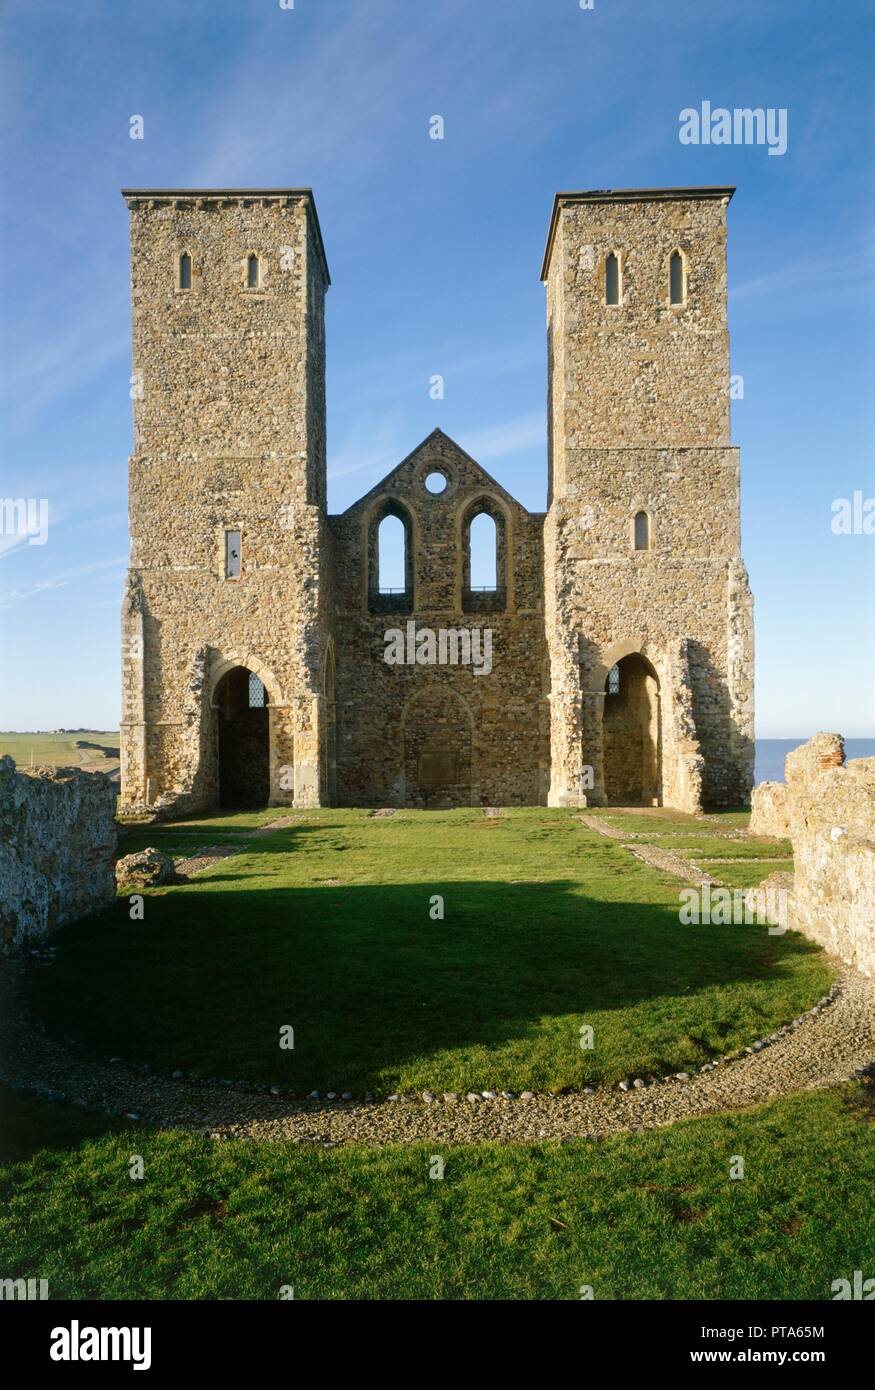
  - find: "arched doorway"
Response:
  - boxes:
[215,666,270,807]
[602,653,661,805]
[402,686,474,808]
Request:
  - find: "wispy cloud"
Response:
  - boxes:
[731,244,875,303]
[457,411,545,462]
[0,555,127,608]
[328,405,407,485]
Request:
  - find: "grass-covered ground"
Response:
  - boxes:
[7,803,868,1303]
[24,806,827,1094]
[1,1082,871,1300]
[0,730,119,770]
[588,808,794,891]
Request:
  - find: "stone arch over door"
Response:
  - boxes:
[400,686,475,808]
[601,650,662,806]
[213,666,270,807]
[207,653,284,808]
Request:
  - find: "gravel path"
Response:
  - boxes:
[625,842,722,885]
[2,958,872,1147]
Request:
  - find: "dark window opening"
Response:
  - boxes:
[670,251,685,305]
[605,252,620,306]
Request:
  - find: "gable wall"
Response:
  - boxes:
[328,433,547,806]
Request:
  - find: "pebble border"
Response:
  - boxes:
[10,951,851,1119]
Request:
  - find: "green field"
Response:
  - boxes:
[1,1082,871,1300]
[8,800,867,1303]
[0,730,119,769]
[25,806,827,1094]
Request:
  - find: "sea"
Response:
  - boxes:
[755,738,875,785]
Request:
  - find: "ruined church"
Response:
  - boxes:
[119,185,754,815]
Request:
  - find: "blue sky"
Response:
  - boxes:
[0,0,873,737]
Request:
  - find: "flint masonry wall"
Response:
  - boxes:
[0,758,117,948]
[119,189,332,813]
[119,186,755,814]
[542,189,754,810]
[328,431,547,806]
[752,734,875,976]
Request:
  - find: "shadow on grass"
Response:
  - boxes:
[0,1084,130,1166]
[116,816,335,861]
[23,874,828,1095]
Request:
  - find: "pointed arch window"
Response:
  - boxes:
[246,253,260,289]
[634,510,651,552]
[369,500,413,613]
[607,664,620,696]
[469,512,497,591]
[462,498,507,613]
[178,252,192,290]
[605,252,621,306]
[669,250,685,305]
[378,514,406,593]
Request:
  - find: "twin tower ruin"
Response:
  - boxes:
[119,185,754,815]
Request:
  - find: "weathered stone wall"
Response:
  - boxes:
[119,190,332,813]
[755,734,875,977]
[119,186,754,813]
[542,189,754,809]
[328,431,547,806]
[0,758,117,948]
[749,781,792,838]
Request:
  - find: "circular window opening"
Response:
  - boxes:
[424,471,448,495]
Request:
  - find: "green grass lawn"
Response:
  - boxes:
[1,1082,871,1300]
[25,807,828,1094]
[593,809,754,833]
[702,859,794,890]
[639,836,791,858]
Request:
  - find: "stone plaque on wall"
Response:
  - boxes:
[418,750,460,787]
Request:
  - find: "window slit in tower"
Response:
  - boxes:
[670,250,685,305]
[605,252,620,305]
[225,529,242,578]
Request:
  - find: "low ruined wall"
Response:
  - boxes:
[749,780,792,837]
[754,734,875,976]
[0,757,117,949]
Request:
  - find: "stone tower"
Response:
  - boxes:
[541,187,754,809]
[119,188,333,812]
[120,184,754,816]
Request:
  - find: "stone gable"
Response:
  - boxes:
[119,186,753,815]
